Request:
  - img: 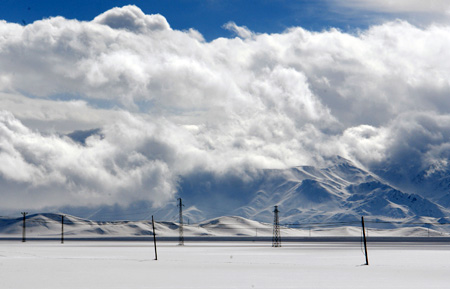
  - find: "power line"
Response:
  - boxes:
[10,218,450,228]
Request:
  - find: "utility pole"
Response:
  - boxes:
[178,198,184,246]
[61,215,65,244]
[272,206,281,247]
[361,216,369,265]
[21,212,28,242]
[152,215,158,260]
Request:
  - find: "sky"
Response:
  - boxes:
[2,0,369,40]
[2,0,449,40]
[1,0,450,214]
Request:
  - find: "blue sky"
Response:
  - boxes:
[1,0,393,40]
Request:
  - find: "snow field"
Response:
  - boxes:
[1,241,450,288]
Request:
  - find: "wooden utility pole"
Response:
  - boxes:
[152,215,158,260]
[178,198,184,246]
[21,212,28,242]
[361,216,369,265]
[61,215,65,244]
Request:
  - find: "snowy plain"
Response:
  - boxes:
[1,240,450,289]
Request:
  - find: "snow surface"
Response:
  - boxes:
[1,241,450,288]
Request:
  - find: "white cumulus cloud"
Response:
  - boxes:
[93,5,171,33]
[1,5,450,211]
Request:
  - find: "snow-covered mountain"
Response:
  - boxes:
[232,157,449,226]
[15,156,450,230]
[373,160,450,209]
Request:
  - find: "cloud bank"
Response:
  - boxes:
[1,5,450,212]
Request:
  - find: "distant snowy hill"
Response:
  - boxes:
[0,213,279,238]
[1,213,448,238]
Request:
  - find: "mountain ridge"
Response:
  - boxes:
[229,156,449,225]
[11,156,450,228]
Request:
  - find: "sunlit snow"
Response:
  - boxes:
[1,241,449,288]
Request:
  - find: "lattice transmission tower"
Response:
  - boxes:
[272,206,281,247]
